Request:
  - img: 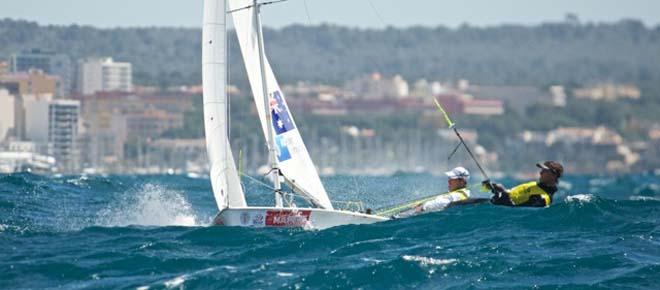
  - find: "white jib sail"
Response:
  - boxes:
[228,0,333,210]
[203,0,247,210]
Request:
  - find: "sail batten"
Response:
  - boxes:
[228,0,334,210]
[203,0,247,210]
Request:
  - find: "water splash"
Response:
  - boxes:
[96,183,201,227]
[565,194,595,203]
[65,174,90,187]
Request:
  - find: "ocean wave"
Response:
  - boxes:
[2,173,659,289]
[633,183,660,196]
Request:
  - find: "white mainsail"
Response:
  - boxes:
[228,0,333,209]
[203,0,247,210]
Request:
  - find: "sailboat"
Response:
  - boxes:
[203,0,387,229]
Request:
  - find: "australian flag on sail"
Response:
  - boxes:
[270,91,295,135]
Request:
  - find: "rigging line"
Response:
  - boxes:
[240,172,363,208]
[367,0,387,27]
[301,0,313,26]
[227,0,288,14]
[447,141,461,161]
[241,172,274,190]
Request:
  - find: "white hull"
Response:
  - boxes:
[214,207,388,230]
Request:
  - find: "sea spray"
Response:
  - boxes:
[565,193,596,203]
[96,183,201,227]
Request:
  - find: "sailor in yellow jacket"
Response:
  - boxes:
[414,167,471,213]
[485,161,564,207]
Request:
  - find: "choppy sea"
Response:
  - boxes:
[1,172,658,289]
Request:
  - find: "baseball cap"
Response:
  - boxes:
[536,161,564,178]
[445,166,470,181]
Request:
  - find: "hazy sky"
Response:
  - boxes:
[3,0,659,28]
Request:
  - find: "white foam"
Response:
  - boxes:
[630,196,660,201]
[565,194,595,203]
[303,219,316,231]
[138,242,154,250]
[361,257,384,264]
[0,224,26,234]
[96,184,200,227]
[330,237,394,255]
[276,272,294,277]
[164,275,187,288]
[66,175,90,187]
[402,255,458,266]
[222,265,238,273]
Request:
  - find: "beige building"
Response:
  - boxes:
[125,108,184,139]
[462,99,504,116]
[78,91,192,170]
[345,73,410,99]
[0,69,59,97]
[573,84,641,101]
[0,61,8,75]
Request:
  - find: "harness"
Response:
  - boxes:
[508,181,551,206]
[448,187,470,201]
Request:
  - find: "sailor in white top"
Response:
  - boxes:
[416,167,471,213]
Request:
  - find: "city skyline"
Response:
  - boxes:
[1,3,659,174]
[2,0,660,29]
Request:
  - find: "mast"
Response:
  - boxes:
[253,0,283,207]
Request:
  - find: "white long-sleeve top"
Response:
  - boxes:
[422,188,471,212]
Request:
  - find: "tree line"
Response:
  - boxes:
[1,18,659,89]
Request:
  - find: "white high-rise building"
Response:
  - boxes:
[23,95,51,144]
[48,100,80,172]
[78,57,132,95]
[0,88,17,142]
[24,96,80,172]
[392,75,409,98]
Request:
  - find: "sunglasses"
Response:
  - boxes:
[540,168,559,176]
